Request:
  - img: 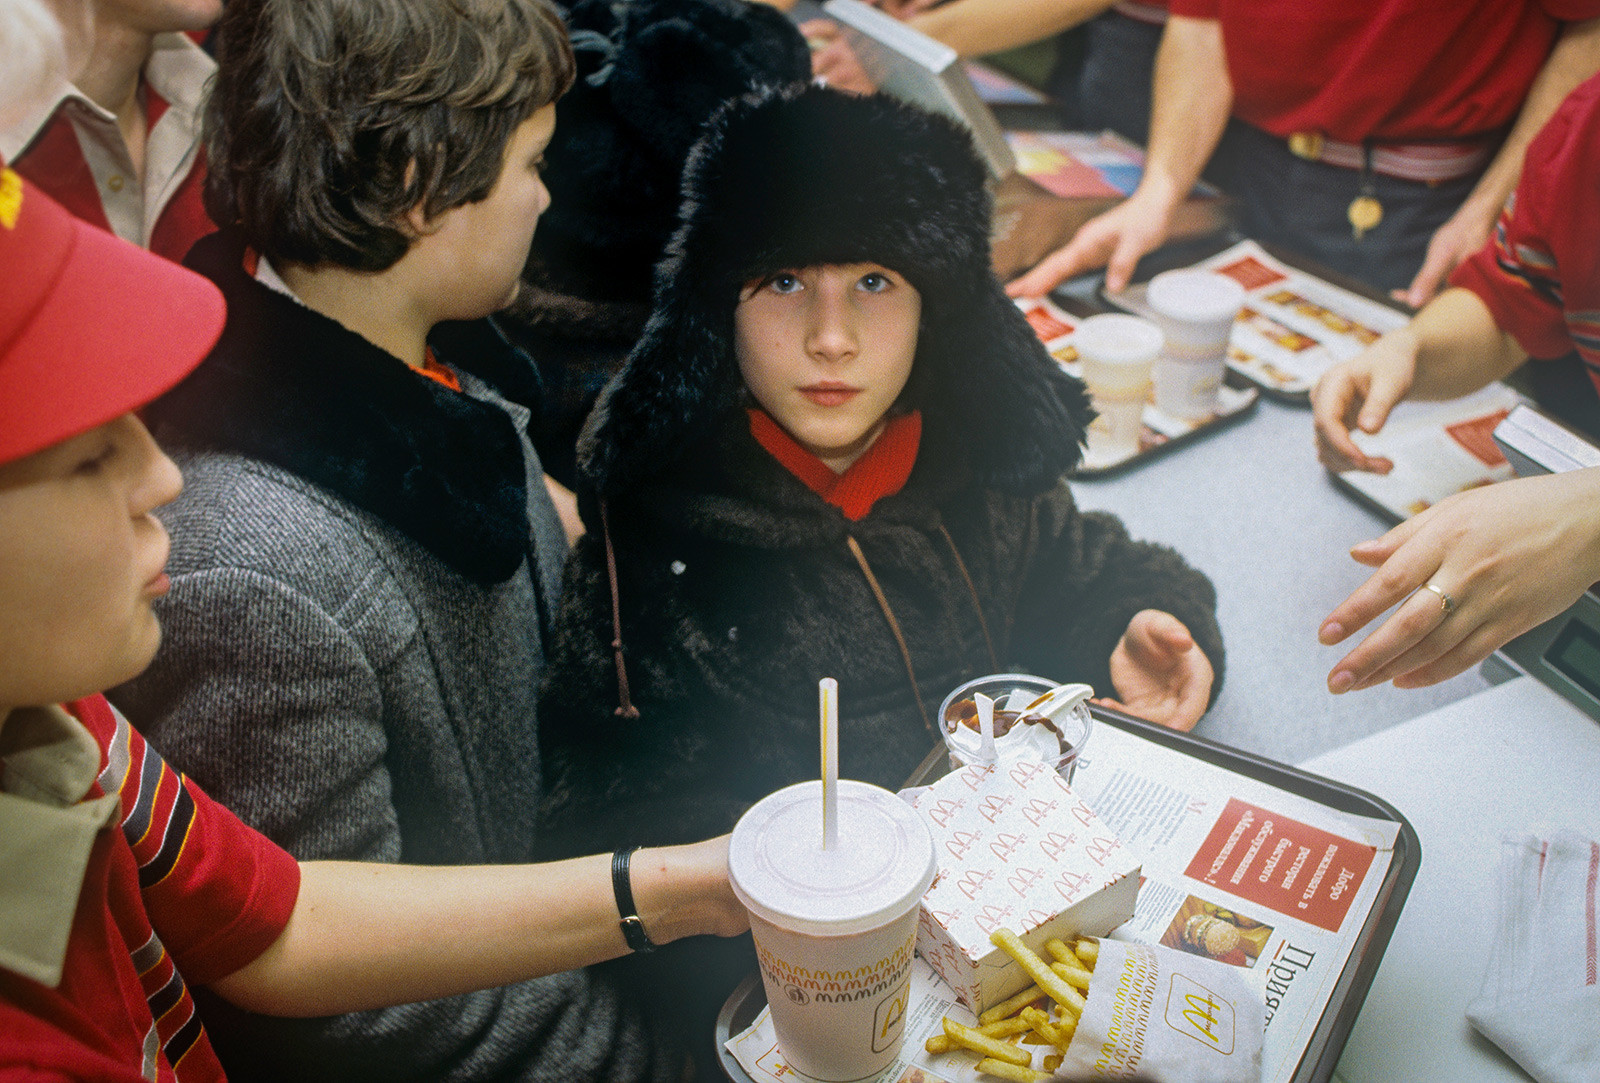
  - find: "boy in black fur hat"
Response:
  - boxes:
[538,86,1225,858]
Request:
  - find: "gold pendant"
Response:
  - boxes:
[1348,195,1383,240]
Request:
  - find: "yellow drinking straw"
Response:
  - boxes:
[820,677,839,849]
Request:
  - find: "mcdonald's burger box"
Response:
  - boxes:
[910,759,1140,1012]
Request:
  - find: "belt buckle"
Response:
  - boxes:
[1287,131,1325,161]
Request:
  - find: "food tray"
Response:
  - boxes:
[1095,231,1414,404]
[716,703,1418,1083]
[1014,293,1263,479]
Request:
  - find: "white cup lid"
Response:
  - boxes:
[1073,313,1164,365]
[1147,270,1246,323]
[729,780,936,936]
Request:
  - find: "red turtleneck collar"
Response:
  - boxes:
[748,408,922,521]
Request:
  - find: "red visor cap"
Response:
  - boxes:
[0,167,225,464]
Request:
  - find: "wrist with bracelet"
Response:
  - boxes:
[611,846,657,954]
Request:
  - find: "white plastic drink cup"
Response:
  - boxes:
[728,780,937,1081]
[1073,313,1163,460]
[1145,269,1245,420]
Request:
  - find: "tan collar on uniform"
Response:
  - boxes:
[0,32,214,247]
[0,705,121,987]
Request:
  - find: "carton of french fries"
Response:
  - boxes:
[910,758,1140,1013]
[929,932,1264,1082]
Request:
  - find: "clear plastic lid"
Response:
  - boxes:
[1147,269,1246,324]
[1073,313,1165,366]
[728,780,937,936]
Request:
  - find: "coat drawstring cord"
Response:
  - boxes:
[600,500,640,719]
[846,534,935,738]
[845,527,999,740]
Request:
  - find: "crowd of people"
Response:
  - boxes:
[4,0,1600,1080]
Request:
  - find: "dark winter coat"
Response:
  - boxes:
[537,408,1223,857]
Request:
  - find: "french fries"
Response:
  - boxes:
[977,983,1045,1025]
[930,931,1100,1081]
[923,1014,1030,1054]
[991,928,1087,1016]
[1019,1006,1070,1049]
[974,1058,1050,1082]
[1049,960,1092,991]
[939,1019,1031,1067]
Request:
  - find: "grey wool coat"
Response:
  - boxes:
[537,89,1225,860]
[110,230,680,1083]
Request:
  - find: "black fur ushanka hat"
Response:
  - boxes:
[579,84,1093,497]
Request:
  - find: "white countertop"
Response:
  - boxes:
[1070,394,1492,765]
[1300,676,1600,1083]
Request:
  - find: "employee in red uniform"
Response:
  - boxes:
[1007,1,1600,305]
[1309,72,1600,696]
[0,0,220,260]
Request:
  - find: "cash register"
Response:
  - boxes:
[1482,403,1600,721]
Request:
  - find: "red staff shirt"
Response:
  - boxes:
[0,32,216,261]
[1166,0,1600,144]
[0,696,300,1082]
[1452,72,1600,397]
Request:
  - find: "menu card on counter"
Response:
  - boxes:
[726,723,1402,1083]
[1106,240,1411,399]
[963,59,1051,107]
[1007,129,1220,201]
[1332,383,1524,522]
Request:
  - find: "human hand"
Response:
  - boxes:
[637,836,750,943]
[1320,467,1600,692]
[1097,609,1214,731]
[1309,326,1421,473]
[1005,191,1176,298]
[1390,199,1496,308]
[799,20,877,95]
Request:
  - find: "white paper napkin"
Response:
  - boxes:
[1466,833,1600,1083]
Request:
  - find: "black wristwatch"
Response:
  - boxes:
[612,847,657,953]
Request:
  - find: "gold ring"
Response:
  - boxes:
[1421,582,1455,616]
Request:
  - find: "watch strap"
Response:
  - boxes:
[611,847,656,953]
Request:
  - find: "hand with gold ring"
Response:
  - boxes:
[1319,467,1600,692]
[1419,582,1455,616]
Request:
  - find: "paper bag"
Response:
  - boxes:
[1058,938,1263,1082]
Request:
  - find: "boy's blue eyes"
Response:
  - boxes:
[765,271,894,294]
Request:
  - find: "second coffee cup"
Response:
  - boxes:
[1145,269,1246,420]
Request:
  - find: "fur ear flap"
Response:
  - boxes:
[576,264,740,496]
[917,281,1093,492]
